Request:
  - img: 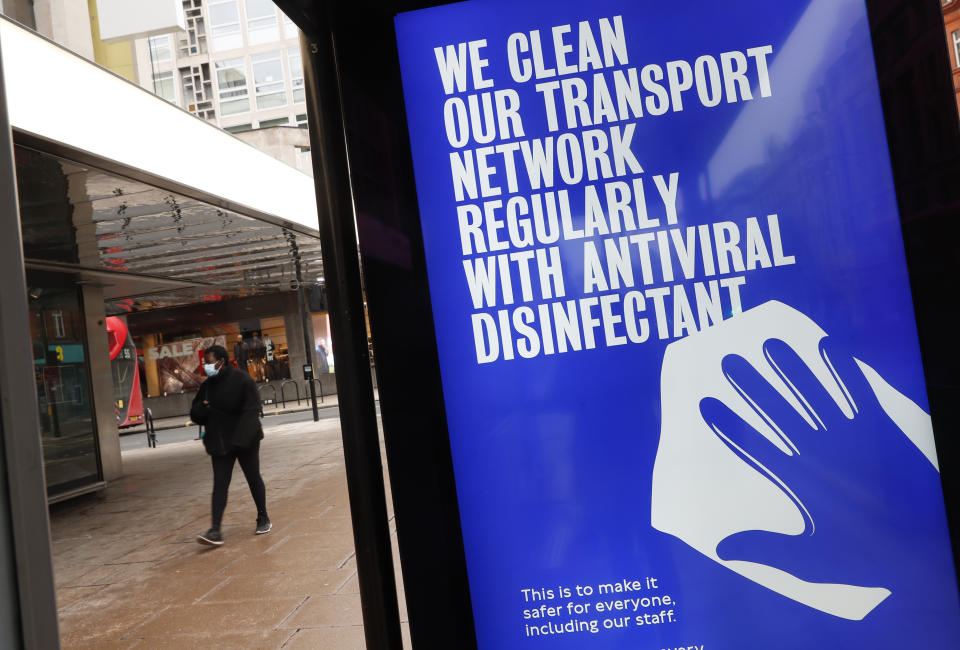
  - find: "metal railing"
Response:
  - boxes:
[280,379,301,407]
[258,383,278,415]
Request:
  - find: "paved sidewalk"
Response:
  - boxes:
[50,414,407,648]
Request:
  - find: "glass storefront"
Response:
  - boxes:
[136,314,295,396]
[27,275,101,496]
[311,311,333,373]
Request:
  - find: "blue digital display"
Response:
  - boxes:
[394,1,960,647]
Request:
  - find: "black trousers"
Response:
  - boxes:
[210,444,267,530]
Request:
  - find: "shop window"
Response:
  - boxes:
[208,0,243,52]
[252,50,286,109]
[215,57,249,115]
[287,47,304,104]
[138,316,294,395]
[311,311,333,374]
[245,0,280,45]
[248,316,292,382]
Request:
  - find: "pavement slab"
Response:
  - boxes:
[50,414,403,649]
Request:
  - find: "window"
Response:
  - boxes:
[287,47,304,104]
[244,0,279,45]
[295,145,311,173]
[954,31,960,69]
[295,113,308,127]
[51,310,65,338]
[252,50,286,109]
[281,11,297,39]
[153,71,176,102]
[148,34,172,62]
[208,0,243,52]
[224,123,253,133]
[258,117,289,128]
[215,58,249,115]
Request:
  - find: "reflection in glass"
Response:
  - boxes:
[28,280,100,496]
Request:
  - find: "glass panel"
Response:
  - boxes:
[256,93,285,109]
[28,280,100,495]
[287,48,304,104]
[211,29,243,52]
[244,0,274,19]
[252,51,285,109]
[208,1,238,24]
[220,99,249,115]
[216,58,249,114]
[209,0,242,51]
[245,0,279,44]
[258,117,289,128]
[393,1,960,645]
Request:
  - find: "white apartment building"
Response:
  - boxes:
[135,0,308,134]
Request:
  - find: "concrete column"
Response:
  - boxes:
[33,0,95,60]
[81,285,122,482]
[283,293,314,383]
[141,333,160,397]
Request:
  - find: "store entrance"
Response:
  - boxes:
[27,273,102,497]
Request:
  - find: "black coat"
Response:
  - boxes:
[190,364,263,456]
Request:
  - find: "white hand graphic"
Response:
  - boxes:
[650,300,938,620]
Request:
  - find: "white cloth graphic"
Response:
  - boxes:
[650,300,937,620]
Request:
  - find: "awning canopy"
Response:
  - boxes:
[17,145,324,313]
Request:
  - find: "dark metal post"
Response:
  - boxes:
[299,17,404,650]
[0,37,61,648]
[146,408,157,448]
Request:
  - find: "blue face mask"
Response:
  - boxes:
[203,362,220,378]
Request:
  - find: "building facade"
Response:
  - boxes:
[1,0,314,167]
[135,0,308,133]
